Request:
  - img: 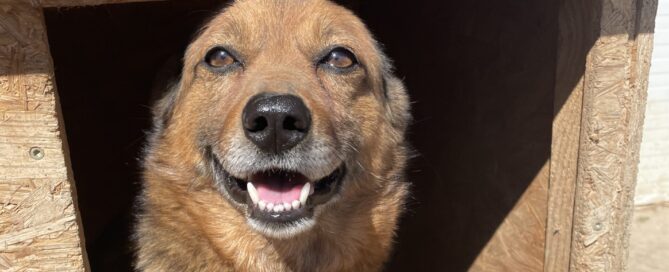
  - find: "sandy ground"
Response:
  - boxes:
[628,203,669,272]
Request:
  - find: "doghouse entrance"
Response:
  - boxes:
[45,1,556,271]
[44,1,225,270]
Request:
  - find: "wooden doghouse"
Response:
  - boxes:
[0,0,658,271]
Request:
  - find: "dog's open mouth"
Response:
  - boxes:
[209,152,345,225]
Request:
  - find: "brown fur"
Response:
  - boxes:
[135,0,411,271]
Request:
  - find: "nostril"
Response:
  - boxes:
[248,116,268,133]
[283,116,308,132]
[242,94,311,154]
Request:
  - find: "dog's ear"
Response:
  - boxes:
[143,81,179,158]
[375,50,411,133]
[149,54,184,133]
[152,83,179,131]
[382,74,412,133]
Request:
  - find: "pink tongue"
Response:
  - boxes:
[256,183,303,204]
[251,172,307,204]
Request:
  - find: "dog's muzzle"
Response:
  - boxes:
[205,93,346,237]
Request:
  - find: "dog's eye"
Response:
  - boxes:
[205,47,237,68]
[322,47,357,69]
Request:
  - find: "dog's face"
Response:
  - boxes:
[154,0,410,239]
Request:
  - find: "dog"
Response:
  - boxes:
[135,0,411,271]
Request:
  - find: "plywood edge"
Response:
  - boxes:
[0,1,87,270]
[544,0,601,270]
[37,0,162,8]
[568,0,658,271]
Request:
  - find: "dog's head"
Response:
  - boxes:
[150,0,410,239]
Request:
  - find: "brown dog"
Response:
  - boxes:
[135,0,411,271]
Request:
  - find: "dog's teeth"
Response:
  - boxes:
[247,182,259,204]
[258,201,266,211]
[309,183,315,195]
[283,203,291,211]
[274,204,284,212]
[267,202,274,211]
[292,200,300,210]
[300,183,310,205]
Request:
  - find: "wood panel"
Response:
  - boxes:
[469,163,550,272]
[354,1,558,271]
[0,1,87,271]
[544,0,601,270]
[569,0,657,271]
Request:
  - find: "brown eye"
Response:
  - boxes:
[322,47,357,69]
[205,47,237,68]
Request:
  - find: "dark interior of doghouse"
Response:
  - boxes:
[45,0,557,271]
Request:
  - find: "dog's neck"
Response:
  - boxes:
[179,173,404,271]
[138,142,408,271]
[201,178,403,271]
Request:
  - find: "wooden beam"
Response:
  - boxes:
[544,0,601,271]
[569,0,657,271]
[0,1,88,271]
[37,0,162,8]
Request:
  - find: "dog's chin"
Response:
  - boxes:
[208,151,346,239]
[247,216,317,239]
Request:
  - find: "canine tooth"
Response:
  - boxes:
[292,200,300,209]
[274,205,284,212]
[247,183,259,204]
[309,183,315,195]
[267,203,274,211]
[283,203,291,211]
[300,183,310,205]
[258,201,266,211]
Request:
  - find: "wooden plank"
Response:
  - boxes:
[37,0,162,8]
[0,1,88,271]
[544,0,600,271]
[569,0,658,271]
[470,163,550,272]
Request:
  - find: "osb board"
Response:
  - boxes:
[569,0,657,271]
[354,1,557,271]
[0,1,87,271]
[544,0,600,270]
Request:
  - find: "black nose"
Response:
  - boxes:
[242,94,311,154]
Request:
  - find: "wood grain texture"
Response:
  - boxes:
[37,0,162,8]
[569,0,657,271]
[544,0,600,271]
[0,1,87,271]
[470,163,549,272]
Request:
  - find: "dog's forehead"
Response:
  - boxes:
[180,0,387,88]
[198,0,370,53]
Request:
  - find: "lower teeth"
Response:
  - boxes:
[258,201,302,212]
[247,182,313,213]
